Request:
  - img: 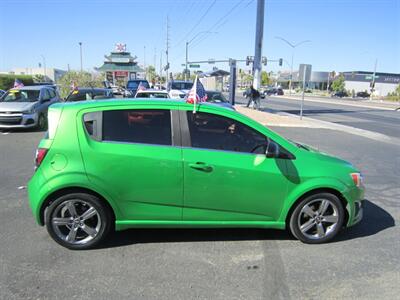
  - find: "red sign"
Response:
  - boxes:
[114,71,129,77]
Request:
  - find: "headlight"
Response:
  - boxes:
[350,172,363,187]
[22,108,34,114]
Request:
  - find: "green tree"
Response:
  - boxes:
[331,74,345,92]
[261,71,270,86]
[58,71,103,99]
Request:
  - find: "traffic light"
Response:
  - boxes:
[279,58,283,66]
[262,57,267,66]
[246,56,250,66]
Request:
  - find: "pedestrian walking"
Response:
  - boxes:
[246,85,261,110]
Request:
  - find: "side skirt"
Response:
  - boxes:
[115,220,286,231]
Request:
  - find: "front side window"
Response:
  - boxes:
[103,109,172,146]
[187,112,267,154]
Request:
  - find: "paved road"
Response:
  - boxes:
[236,95,400,139]
[0,127,398,299]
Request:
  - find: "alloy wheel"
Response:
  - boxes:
[297,198,339,240]
[51,199,101,245]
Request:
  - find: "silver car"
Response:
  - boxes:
[0,86,60,130]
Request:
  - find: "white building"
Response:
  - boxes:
[343,71,400,97]
[10,67,67,82]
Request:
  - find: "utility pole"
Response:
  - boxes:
[185,41,189,81]
[160,51,163,82]
[253,0,265,90]
[165,16,170,89]
[79,42,83,72]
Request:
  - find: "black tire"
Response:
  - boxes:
[45,193,113,250]
[289,193,344,244]
[37,113,47,131]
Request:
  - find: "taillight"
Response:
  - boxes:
[35,148,48,170]
[350,173,363,187]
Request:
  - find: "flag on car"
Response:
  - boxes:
[135,81,147,97]
[186,76,207,113]
[13,79,24,88]
[70,81,78,91]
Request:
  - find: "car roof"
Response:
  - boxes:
[136,89,168,93]
[52,98,234,113]
[75,87,110,92]
[170,80,193,83]
[10,85,46,91]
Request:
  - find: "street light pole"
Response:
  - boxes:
[79,42,83,72]
[40,55,46,81]
[275,36,310,95]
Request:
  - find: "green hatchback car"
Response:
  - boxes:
[28,99,364,249]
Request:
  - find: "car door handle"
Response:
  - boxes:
[188,162,213,172]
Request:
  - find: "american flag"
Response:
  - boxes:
[13,79,24,88]
[70,81,78,91]
[186,77,207,105]
[137,81,147,92]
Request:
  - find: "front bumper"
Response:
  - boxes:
[344,184,365,227]
[0,112,38,129]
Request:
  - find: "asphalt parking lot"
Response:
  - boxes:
[0,126,399,299]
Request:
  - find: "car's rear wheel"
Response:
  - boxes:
[45,193,112,250]
[289,193,344,244]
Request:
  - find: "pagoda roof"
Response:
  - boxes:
[97,62,144,72]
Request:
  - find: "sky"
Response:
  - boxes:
[0,0,399,75]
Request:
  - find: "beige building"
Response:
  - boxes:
[10,67,67,82]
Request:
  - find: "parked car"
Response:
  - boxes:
[0,89,5,98]
[28,99,364,249]
[0,85,60,130]
[331,91,348,98]
[356,91,370,98]
[135,89,170,98]
[65,88,113,102]
[204,90,234,109]
[168,80,193,98]
[126,79,150,96]
[264,87,284,96]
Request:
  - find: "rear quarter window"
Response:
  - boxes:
[102,109,172,146]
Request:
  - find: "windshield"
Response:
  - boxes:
[171,82,193,90]
[206,92,228,103]
[127,81,150,89]
[1,89,40,102]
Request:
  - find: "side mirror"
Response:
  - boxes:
[265,141,280,158]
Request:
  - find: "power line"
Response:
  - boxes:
[173,0,217,48]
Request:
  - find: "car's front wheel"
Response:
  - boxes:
[289,193,344,244]
[45,193,112,250]
[37,113,47,131]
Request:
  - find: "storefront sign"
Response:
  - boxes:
[114,71,129,77]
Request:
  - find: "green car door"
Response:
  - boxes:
[181,110,291,221]
[78,107,183,221]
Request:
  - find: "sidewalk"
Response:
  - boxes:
[236,105,399,146]
[274,94,399,111]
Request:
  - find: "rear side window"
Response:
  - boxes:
[186,112,267,154]
[103,109,172,146]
